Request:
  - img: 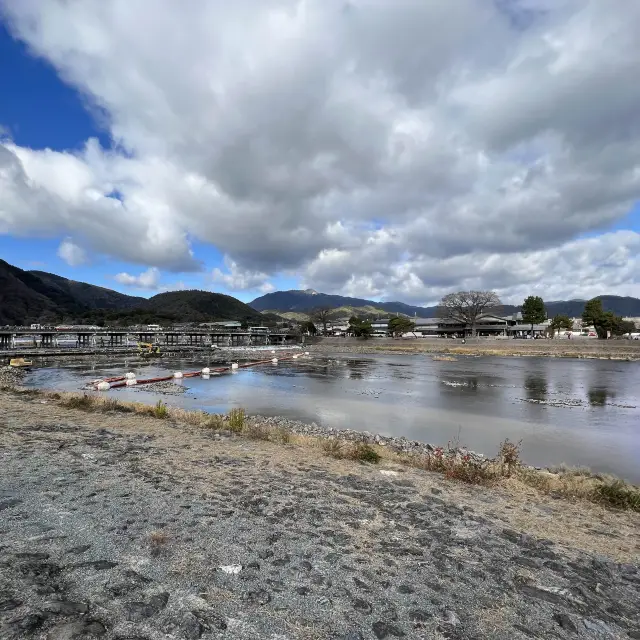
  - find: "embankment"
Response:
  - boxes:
[0,390,639,639]
[308,337,640,360]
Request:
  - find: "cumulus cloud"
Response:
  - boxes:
[211,258,274,293]
[0,0,639,302]
[57,237,87,266]
[114,267,160,290]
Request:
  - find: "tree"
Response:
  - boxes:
[582,298,609,339]
[437,291,501,337]
[311,307,332,335]
[521,296,546,335]
[300,320,317,335]
[612,318,637,336]
[548,314,572,337]
[388,317,416,337]
[348,316,373,339]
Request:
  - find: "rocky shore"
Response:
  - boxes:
[0,365,28,387]
[1,391,639,640]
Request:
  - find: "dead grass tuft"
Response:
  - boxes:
[149,530,170,556]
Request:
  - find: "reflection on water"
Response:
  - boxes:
[525,373,548,402]
[24,352,640,482]
[588,387,614,406]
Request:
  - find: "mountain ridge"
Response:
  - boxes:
[251,289,640,319]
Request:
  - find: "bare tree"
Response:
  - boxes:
[311,307,332,335]
[437,291,501,337]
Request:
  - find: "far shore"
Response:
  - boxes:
[308,336,640,360]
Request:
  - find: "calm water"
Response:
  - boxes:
[25,352,640,482]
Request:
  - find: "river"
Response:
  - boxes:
[24,351,640,482]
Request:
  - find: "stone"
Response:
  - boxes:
[352,598,373,614]
[65,545,91,555]
[44,601,90,615]
[372,620,406,638]
[0,498,22,511]
[352,577,371,592]
[124,602,157,622]
[553,613,577,632]
[243,589,271,605]
[192,609,228,631]
[0,597,22,612]
[408,609,432,622]
[342,631,364,640]
[397,584,414,594]
[73,560,117,570]
[165,613,203,640]
[48,620,107,639]
[296,586,311,596]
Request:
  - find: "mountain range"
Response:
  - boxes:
[2,259,639,326]
[0,260,264,325]
[250,289,640,319]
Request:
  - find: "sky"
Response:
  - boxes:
[0,0,639,306]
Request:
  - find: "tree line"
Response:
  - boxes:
[305,292,637,339]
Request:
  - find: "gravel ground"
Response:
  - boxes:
[0,366,28,387]
[0,392,639,640]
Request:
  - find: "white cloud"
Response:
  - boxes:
[57,237,87,266]
[211,258,274,292]
[0,0,639,302]
[114,267,160,290]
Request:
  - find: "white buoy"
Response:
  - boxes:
[305,351,310,355]
[272,358,278,364]
[271,350,276,354]
[125,372,136,380]
[202,367,211,375]
[97,382,110,391]
[292,354,299,359]
[174,371,183,379]
[231,363,239,370]
[202,374,210,380]
[125,378,137,386]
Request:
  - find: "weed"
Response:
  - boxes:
[498,439,522,477]
[351,442,381,463]
[322,438,345,459]
[149,530,169,557]
[272,427,292,444]
[592,480,640,512]
[62,394,94,410]
[153,400,169,419]
[102,397,132,413]
[243,421,270,441]
[228,408,245,432]
[204,414,225,430]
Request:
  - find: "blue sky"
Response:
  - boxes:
[0,22,294,301]
[1,2,639,306]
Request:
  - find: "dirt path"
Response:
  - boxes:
[1,393,638,639]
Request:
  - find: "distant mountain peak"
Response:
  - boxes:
[303,289,319,295]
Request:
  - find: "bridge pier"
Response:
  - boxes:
[0,333,12,350]
[78,333,93,348]
[41,334,55,348]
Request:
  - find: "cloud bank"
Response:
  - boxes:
[1,0,639,303]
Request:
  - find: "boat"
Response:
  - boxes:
[9,357,33,368]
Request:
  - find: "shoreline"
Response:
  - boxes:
[308,337,640,361]
[0,388,639,639]
[2,383,639,513]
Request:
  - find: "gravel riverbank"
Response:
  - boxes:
[1,392,639,640]
[308,339,640,361]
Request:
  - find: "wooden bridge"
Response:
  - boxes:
[0,328,300,354]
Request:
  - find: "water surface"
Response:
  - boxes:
[25,352,640,482]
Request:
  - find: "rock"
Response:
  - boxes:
[352,577,371,592]
[243,589,271,605]
[553,613,577,632]
[73,560,117,570]
[408,610,432,622]
[124,592,168,622]
[342,631,364,640]
[396,584,414,594]
[44,601,90,615]
[165,613,203,640]
[372,620,406,638]
[192,609,227,631]
[352,598,373,614]
[0,498,22,511]
[47,620,107,639]
[0,597,22,612]
[65,545,91,555]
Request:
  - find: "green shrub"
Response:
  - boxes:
[592,480,640,512]
[153,400,169,419]
[102,398,132,413]
[352,442,381,463]
[228,408,246,432]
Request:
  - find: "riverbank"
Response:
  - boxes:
[309,337,640,361]
[1,390,639,639]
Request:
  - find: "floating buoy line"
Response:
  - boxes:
[91,352,311,390]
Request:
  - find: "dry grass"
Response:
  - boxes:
[149,530,170,557]
[10,387,639,513]
[322,438,381,463]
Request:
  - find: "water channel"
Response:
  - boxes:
[24,351,640,482]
